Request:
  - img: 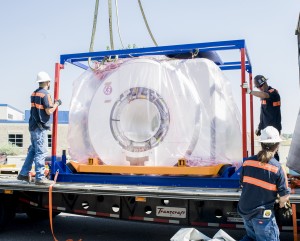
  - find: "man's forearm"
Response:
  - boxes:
[45,103,59,115]
[279,194,290,208]
[250,90,269,99]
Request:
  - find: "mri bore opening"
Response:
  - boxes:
[120,99,161,142]
[110,87,170,153]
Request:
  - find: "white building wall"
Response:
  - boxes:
[0,105,68,158]
[7,108,24,120]
[0,123,68,156]
[0,105,24,120]
[0,107,7,120]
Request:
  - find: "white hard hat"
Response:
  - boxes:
[36,71,51,83]
[259,126,283,143]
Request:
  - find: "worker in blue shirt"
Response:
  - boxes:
[17,71,61,185]
[238,126,290,241]
[242,75,281,161]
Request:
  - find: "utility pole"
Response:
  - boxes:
[296,13,300,84]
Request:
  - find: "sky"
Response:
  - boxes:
[0,1,299,133]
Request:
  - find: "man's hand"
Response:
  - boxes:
[55,99,62,106]
[275,201,293,220]
[242,82,252,94]
[274,198,293,225]
[255,129,261,136]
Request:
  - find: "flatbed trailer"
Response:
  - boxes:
[0,174,300,233]
[1,39,299,238]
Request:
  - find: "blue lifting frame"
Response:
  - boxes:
[52,39,253,188]
[60,39,252,72]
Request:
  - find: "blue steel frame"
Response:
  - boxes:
[52,39,253,188]
[60,39,252,72]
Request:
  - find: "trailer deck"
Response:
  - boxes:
[1,174,300,203]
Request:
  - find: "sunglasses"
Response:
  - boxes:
[255,83,264,88]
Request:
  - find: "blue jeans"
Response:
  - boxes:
[20,128,48,181]
[240,213,279,241]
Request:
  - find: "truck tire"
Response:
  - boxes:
[0,195,16,232]
[25,207,60,221]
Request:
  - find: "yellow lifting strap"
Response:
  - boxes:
[89,0,100,53]
[88,0,101,70]
[108,0,115,50]
[115,0,124,49]
[137,0,158,46]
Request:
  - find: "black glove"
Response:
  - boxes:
[280,201,293,219]
[55,99,62,106]
[274,201,293,223]
[255,129,261,136]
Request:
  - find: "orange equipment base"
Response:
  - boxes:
[69,160,227,176]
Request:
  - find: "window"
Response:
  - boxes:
[8,134,23,147]
[8,114,13,119]
[48,134,52,148]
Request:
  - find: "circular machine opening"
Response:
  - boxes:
[110,87,170,152]
[120,99,161,142]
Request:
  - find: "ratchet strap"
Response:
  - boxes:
[49,171,59,241]
[292,203,297,241]
[49,171,82,241]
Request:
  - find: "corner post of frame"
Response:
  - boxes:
[249,72,254,155]
[51,63,64,176]
[240,47,247,158]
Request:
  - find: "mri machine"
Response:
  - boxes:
[67,57,242,167]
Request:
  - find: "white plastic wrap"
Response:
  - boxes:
[287,108,300,173]
[68,57,242,166]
